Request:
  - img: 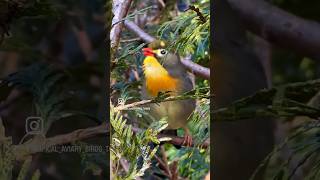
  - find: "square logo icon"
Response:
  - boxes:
[25,116,44,135]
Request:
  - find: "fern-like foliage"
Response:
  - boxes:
[77,141,108,176]
[2,63,69,133]
[218,78,320,179]
[0,63,97,135]
[166,146,210,180]
[17,156,40,180]
[157,0,210,58]
[0,117,40,180]
[110,105,169,180]
[189,97,210,145]
[249,120,320,180]
[0,118,14,179]
[161,96,210,180]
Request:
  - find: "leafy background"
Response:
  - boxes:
[213,0,320,179]
[0,0,107,179]
[2,0,320,180]
[110,0,210,179]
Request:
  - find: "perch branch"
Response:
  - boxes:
[114,92,211,112]
[124,20,210,79]
[227,0,320,60]
[13,123,109,160]
[131,126,209,148]
[13,121,209,160]
[158,133,209,149]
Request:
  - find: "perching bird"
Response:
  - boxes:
[141,40,195,146]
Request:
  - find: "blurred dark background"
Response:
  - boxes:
[0,0,107,179]
[213,0,320,179]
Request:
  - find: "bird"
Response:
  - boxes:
[141,40,196,146]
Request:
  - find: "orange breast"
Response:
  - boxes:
[146,74,178,96]
[143,56,179,97]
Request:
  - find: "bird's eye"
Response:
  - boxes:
[160,49,167,55]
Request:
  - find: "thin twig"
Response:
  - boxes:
[288,148,319,180]
[160,146,172,177]
[131,127,209,148]
[114,99,153,111]
[120,158,129,172]
[157,0,165,8]
[170,161,179,180]
[112,6,153,28]
[186,5,207,24]
[154,155,171,178]
[120,37,141,43]
[158,133,209,149]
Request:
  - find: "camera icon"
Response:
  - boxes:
[118,98,125,106]
[25,117,44,135]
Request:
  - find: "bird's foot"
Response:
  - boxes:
[182,134,193,147]
[182,128,193,147]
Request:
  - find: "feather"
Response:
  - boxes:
[143,56,179,96]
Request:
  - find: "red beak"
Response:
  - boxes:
[142,48,154,57]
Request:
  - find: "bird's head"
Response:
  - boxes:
[142,40,180,66]
[142,40,168,57]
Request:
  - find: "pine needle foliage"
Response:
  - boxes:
[2,63,70,133]
[164,143,210,180]
[110,105,169,180]
[216,78,320,179]
[0,118,14,180]
[249,120,320,180]
[157,0,210,57]
[0,63,98,134]
[0,118,40,180]
[189,98,210,145]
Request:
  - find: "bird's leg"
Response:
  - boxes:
[182,127,193,147]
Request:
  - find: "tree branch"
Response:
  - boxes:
[227,0,320,60]
[213,79,320,121]
[13,123,109,160]
[154,155,171,178]
[114,92,211,112]
[110,0,133,49]
[181,55,210,79]
[124,20,210,79]
[158,133,209,149]
[124,20,156,43]
[13,122,209,160]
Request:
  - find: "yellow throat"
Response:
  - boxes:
[143,56,179,97]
